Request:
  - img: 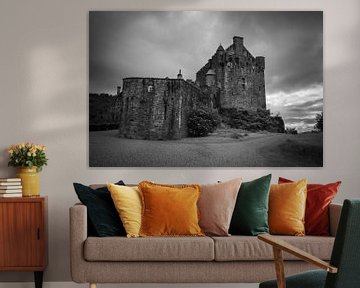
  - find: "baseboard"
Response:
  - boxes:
[0,282,259,288]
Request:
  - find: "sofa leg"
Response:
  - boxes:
[89,283,96,288]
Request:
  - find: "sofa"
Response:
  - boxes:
[70,201,342,287]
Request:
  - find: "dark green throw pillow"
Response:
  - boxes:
[73,181,126,237]
[229,174,272,236]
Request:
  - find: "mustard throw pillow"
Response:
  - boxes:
[269,179,307,236]
[138,181,204,237]
[107,183,142,237]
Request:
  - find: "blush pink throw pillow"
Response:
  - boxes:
[198,178,242,236]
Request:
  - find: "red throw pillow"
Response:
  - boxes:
[278,177,341,236]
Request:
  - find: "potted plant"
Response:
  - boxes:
[8,143,48,197]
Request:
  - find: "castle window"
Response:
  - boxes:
[148,85,154,92]
[235,57,239,65]
[242,78,246,90]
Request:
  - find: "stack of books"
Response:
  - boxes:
[0,178,22,197]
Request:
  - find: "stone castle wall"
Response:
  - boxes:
[119,77,207,140]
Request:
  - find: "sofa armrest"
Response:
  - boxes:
[329,203,342,237]
[69,203,88,283]
[258,234,337,273]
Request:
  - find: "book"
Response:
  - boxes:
[0,188,22,192]
[0,182,22,186]
[0,193,22,198]
[0,185,22,188]
[0,178,21,182]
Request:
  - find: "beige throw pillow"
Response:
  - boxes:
[198,178,242,236]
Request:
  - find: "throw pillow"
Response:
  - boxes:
[138,181,203,237]
[278,177,341,236]
[229,174,272,236]
[73,181,126,237]
[269,179,307,236]
[198,178,242,236]
[107,183,142,238]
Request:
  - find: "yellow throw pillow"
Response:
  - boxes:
[269,179,307,236]
[107,183,142,237]
[138,181,204,237]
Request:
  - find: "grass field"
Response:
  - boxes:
[89,129,323,167]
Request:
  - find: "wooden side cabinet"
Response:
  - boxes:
[0,197,47,288]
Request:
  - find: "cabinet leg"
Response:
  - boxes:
[89,284,97,288]
[34,271,43,288]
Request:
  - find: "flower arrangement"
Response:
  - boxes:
[8,143,48,172]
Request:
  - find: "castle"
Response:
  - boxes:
[117,36,267,140]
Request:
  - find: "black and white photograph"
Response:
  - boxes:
[89,11,323,167]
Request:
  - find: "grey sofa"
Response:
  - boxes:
[70,203,342,288]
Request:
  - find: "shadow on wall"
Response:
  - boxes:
[1,0,209,283]
[0,9,85,284]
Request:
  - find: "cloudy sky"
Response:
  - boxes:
[89,11,323,132]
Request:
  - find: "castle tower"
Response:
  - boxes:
[233,36,244,55]
[196,36,266,111]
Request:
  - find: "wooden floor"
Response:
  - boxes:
[0,283,259,288]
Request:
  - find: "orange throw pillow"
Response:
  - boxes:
[138,181,204,237]
[269,179,307,236]
[278,177,341,236]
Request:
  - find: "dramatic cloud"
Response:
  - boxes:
[89,11,323,132]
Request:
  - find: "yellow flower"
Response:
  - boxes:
[8,149,13,155]
[27,152,32,157]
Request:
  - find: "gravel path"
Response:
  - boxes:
[89,130,322,167]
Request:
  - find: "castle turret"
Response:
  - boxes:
[177,69,183,79]
[205,69,216,87]
[233,36,243,55]
[216,44,224,64]
[216,44,224,53]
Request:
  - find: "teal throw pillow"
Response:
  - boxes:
[229,174,272,236]
[73,181,126,237]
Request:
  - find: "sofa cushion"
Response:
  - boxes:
[73,181,126,237]
[269,179,307,236]
[198,178,242,236]
[139,181,203,237]
[212,236,334,261]
[84,236,214,261]
[278,177,341,236]
[107,184,142,238]
[229,174,271,236]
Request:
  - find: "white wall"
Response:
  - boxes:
[0,0,359,282]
